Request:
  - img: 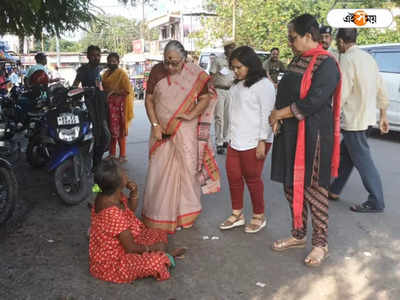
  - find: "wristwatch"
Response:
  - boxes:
[152,122,159,127]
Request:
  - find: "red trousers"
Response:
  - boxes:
[226,144,271,214]
[110,137,126,157]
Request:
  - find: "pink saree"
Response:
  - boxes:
[142,63,220,234]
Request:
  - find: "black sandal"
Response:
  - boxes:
[350,202,384,213]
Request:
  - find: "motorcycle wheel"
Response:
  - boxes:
[26,136,48,168]
[0,167,18,225]
[54,159,90,205]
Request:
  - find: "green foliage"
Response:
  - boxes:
[78,15,157,56]
[0,0,96,38]
[198,0,400,60]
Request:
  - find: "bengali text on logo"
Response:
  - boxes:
[327,9,393,28]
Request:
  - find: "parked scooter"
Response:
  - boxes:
[26,86,93,205]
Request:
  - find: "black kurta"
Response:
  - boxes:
[271,55,340,188]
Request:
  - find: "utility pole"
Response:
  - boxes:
[55,35,60,68]
[232,0,236,41]
[140,0,145,40]
[41,31,44,52]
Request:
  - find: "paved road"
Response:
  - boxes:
[0,102,399,300]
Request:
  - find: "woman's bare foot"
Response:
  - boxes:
[170,247,187,259]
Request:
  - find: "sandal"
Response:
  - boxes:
[244,215,267,233]
[219,212,245,230]
[118,156,127,163]
[304,246,328,267]
[272,236,307,252]
[328,192,340,201]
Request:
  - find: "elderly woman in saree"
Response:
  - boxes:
[142,40,220,234]
[102,52,134,163]
[268,14,341,267]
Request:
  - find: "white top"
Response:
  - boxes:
[340,45,389,131]
[228,78,276,151]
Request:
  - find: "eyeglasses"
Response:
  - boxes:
[163,58,183,67]
[288,34,299,43]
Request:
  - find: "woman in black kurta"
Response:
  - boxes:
[269,14,340,267]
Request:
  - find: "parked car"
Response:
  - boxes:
[360,43,400,132]
[199,48,270,74]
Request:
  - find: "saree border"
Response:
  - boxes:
[142,210,202,234]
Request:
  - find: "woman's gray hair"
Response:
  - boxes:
[163,40,187,59]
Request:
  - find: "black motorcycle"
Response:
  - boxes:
[0,109,19,224]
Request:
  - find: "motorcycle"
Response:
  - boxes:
[0,103,19,224]
[3,81,56,134]
[26,86,94,205]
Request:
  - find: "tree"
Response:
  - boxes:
[196,0,400,60]
[0,0,96,38]
[78,15,158,56]
[117,0,159,39]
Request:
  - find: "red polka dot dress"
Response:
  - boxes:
[89,195,171,283]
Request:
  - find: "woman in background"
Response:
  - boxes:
[102,52,134,163]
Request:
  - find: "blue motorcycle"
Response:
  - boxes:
[26,87,93,205]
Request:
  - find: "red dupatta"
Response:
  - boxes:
[293,44,342,229]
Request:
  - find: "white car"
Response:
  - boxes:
[361,43,400,132]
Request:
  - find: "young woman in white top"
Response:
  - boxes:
[219,46,276,233]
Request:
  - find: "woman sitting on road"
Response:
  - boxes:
[89,159,185,283]
[102,52,134,163]
[219,46,276,233]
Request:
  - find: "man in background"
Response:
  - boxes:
[320,25,339,59]
[73,45,110,170]
[25,53,60,86]
[210,41,236,154]
[329,28,389,213]
[262,47,286,87]
[73,45,101,88]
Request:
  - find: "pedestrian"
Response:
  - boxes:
[142,40,220,233]
[210,41,236,154]
[51,65,62,81]
[262,47,286,87]
[8,67,19,86]
[89,158,186,283]
[319,25,339,59]
[102,52,134,163]
[73,45,102,89]
[219,46,275,233]
[268,14,341,267]
[329,28,389,213]
[73,45,110,170]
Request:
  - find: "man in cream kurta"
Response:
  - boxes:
[329,28,389,213]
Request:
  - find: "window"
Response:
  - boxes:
[374,51,400,74]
